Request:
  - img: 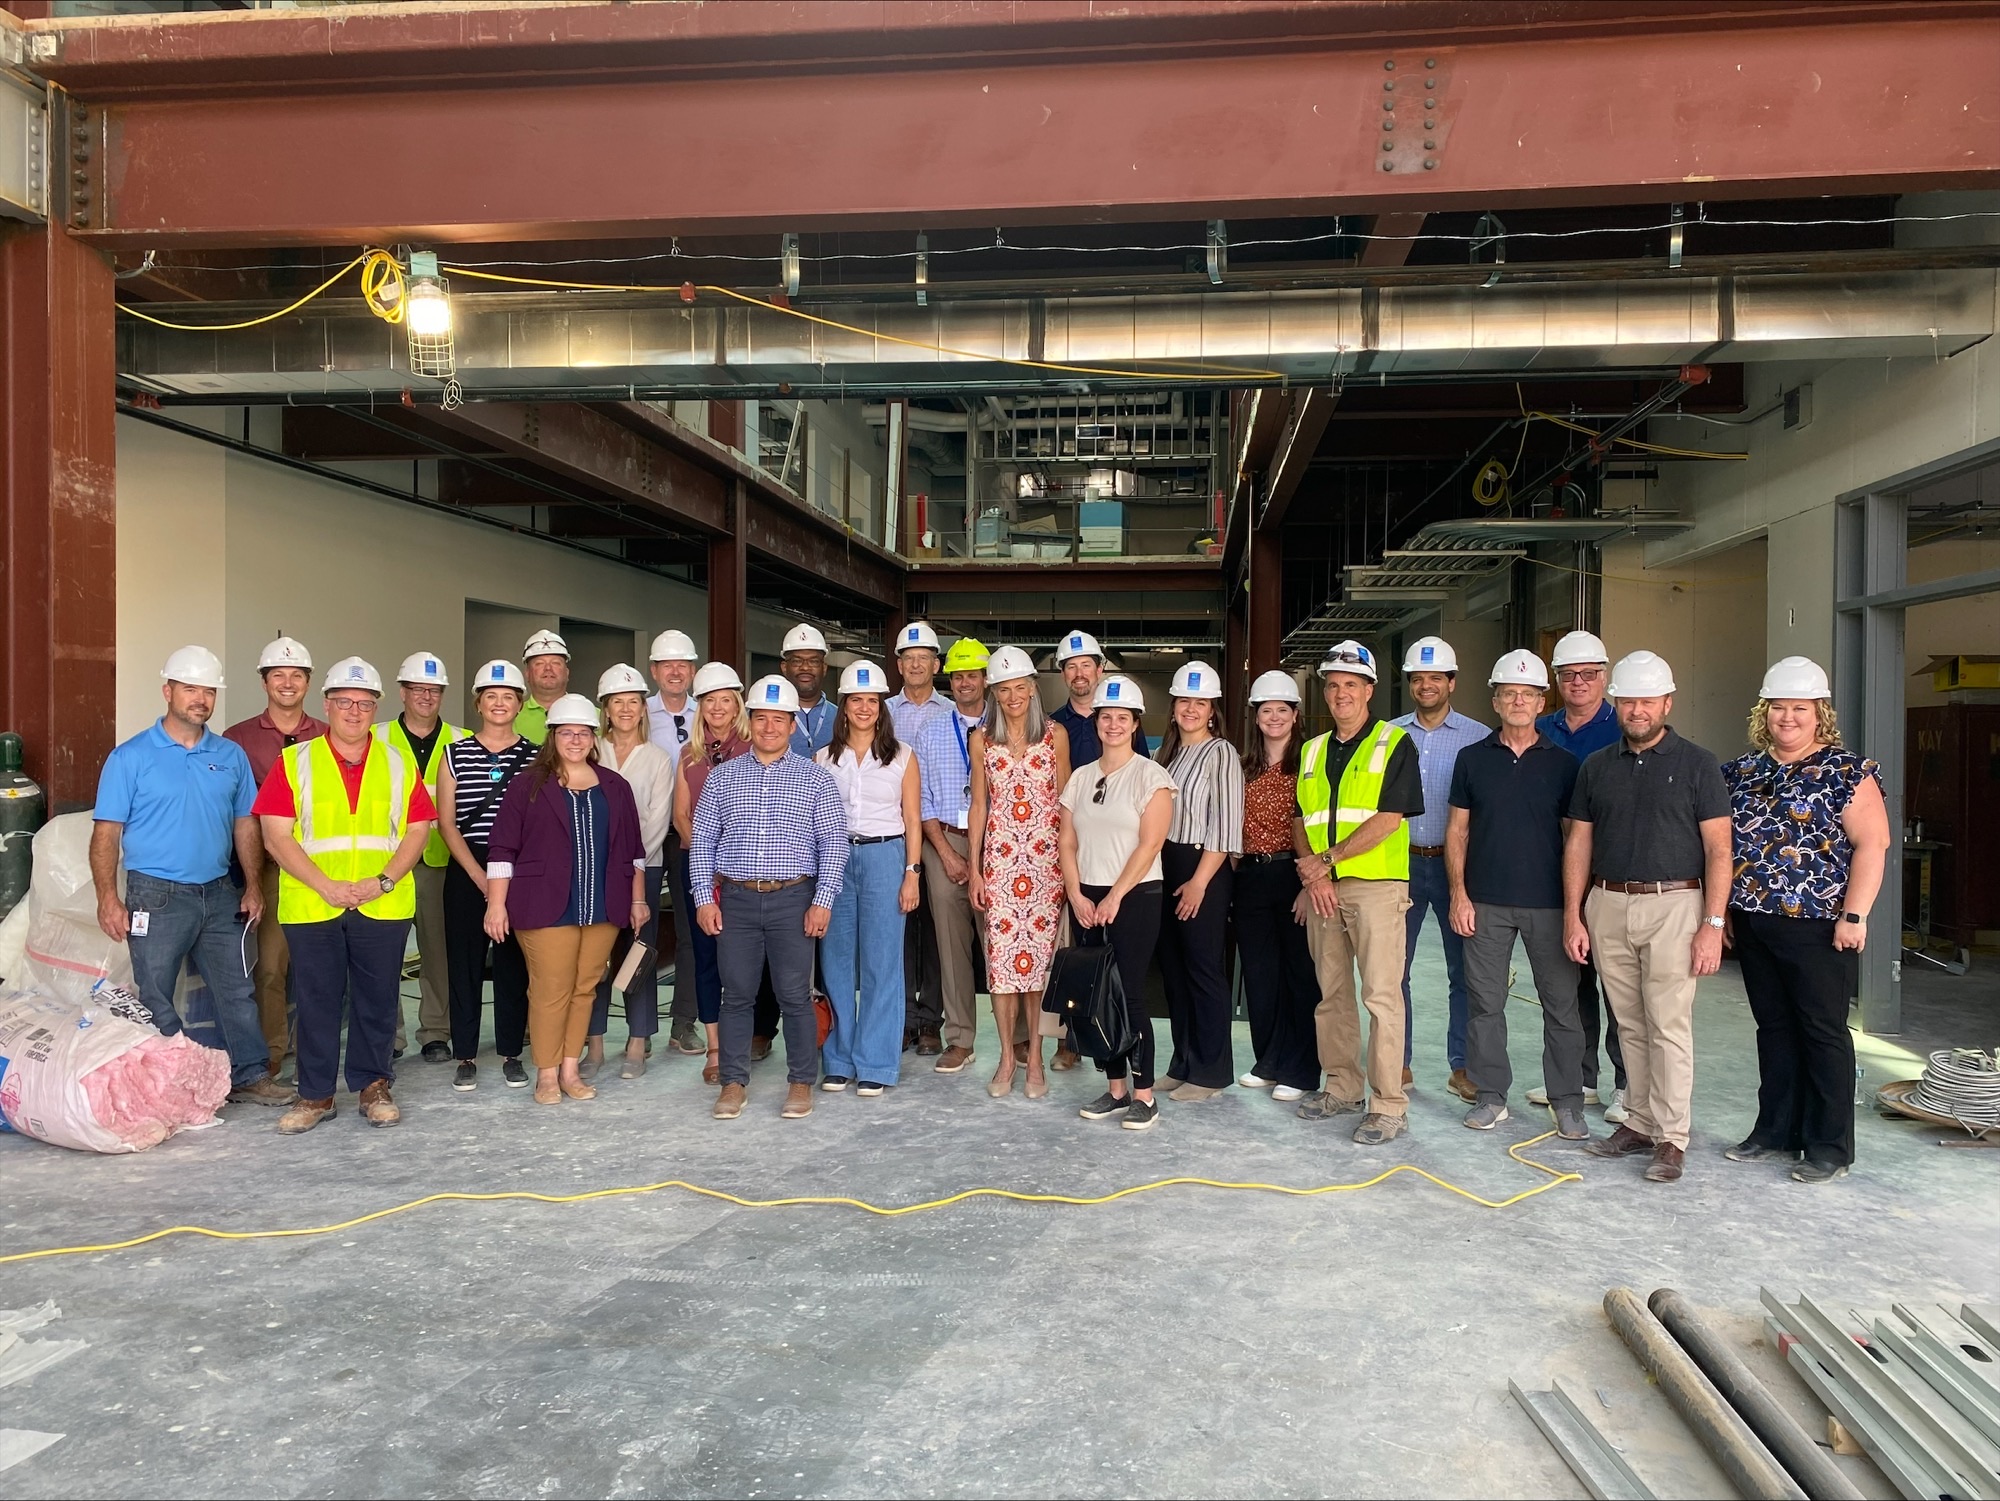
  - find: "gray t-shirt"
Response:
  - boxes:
[1570,727,1730,883]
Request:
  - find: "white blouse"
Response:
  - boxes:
[597,737,674,866]
[815,744,912,839]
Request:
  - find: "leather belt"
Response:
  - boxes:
[1592,877,1702,895]
[1239,850,1295,865]
[1409,845,1446,859]
[849,834,901,846]
[721,874,810,893]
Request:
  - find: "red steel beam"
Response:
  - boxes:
[57,12,2000,248]
[1257,389,1337,533]
[0,224,116,808]
[708,482,748,676]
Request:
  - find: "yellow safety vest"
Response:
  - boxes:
[1296,720,1411,881]
[373,719,466,866]
[275,736,421,924]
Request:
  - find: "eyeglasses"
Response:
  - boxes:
[674,718,689,744]
[1556,668,1604,684]
[403,685,443,696]
[325,697,375,713]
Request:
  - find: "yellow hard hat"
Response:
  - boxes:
[942,637,991,674]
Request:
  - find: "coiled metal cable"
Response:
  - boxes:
[1908,1048,2000,1132]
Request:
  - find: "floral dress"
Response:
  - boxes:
[1722,745,1881,919]
[981,723,1066,992]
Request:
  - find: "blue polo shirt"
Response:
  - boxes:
[1537,699,1621,760]
[93,721,258,884]
[1051,701,1150,768]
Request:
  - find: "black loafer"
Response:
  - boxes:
[421,1041,451,1064]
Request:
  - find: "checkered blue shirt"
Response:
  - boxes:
[689,748,849,909]
[1390,707,1489,847]
[914,706,985,827]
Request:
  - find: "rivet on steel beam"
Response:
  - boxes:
[1384,59,1395,70]
[1426,57,1437,68]
[1383,99,1395,111]
[1425,120,1435,130]
[1383,80,1395,91]
[1424,159,1437,170]
[1382,141,1394,152]
[1384,121,1395,131]
[1382,161,1395,172]
[1425,139,1436,149]
[1426,78,1436,89]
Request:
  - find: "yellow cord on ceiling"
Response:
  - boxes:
[114,251,376,332]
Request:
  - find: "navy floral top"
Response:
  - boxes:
[1722,746,1881,920]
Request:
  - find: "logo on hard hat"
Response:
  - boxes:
[1070,635,1083,649]
[348,665,364,680]
[857,668,872,686]
[424,660,439,676]
[1187,671,1202,690]
[1420,646,1434,664]
[1105,682,1121,699]
[765,683,781,702]
[490,665,504,680]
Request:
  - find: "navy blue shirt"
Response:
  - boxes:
[1051,702,1149,769]
[1448,731,1578,908]
[1537,700,1620,760]
[93,721,258,885]
[556,784,610,927]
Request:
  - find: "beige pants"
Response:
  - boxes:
[1304,877,1411,1115]
[253,862,291,1073]
[1585,886,1700,1149]
[393,862,450,1052]
[922,827,986,1051]
[517,923,619,1070]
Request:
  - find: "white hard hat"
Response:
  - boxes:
[257,636,312,672]
[543,693,600,729]
[649,629,699,662]
[322,656,384,696]
[473,659,526,695]
[1402,636,1459,675]
[396,651,448,687]
[1489,649,1551,690]
[985,645,1038,685]
[1550,630,1610,668]
[838,659,891,696]
[523,629,569,661]
[596,663,650,699]
[1091,674,1145,713]
[1759,655,1832,701]
[747,674,803,714]
[1608,650,1676,698]
[895,620,941,655]
[1055,629,1103,663]
[781,623,829,654]
[161,645,224,690]
[1169,660,1223,700]
[1317,639,1378,682]
[692,661,745,698]
[1248,670,1302,705]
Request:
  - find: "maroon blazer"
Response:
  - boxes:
[488,765,645,930]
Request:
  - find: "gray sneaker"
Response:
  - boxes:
[1463,1101,1510,1131]
[668,1020,704,1055]
[1295,1090,1365,1122]
[228,1076,297,1107]
[1554,1105,1590,1141]
[1352,1112,1408,1145]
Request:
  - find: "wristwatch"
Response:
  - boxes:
[1703,915,1726,930]
[1842,911,1865,925]
[905,862,923,874]
[377,874,395,894]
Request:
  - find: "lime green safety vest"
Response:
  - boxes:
[373,719,466,866]
[275,736,421,924]
[1296,720,1411,881]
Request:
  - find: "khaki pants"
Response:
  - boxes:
[1584,886,1700,1149]
[1304,877,1411,1115]
[517,924,619,1070]
[393,862,450,1052]
[922,827,985,1052]
[253,862,292,1073]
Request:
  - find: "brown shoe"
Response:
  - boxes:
[749,1036,773,1063]
[229,1076,298,1107]
[1013,1041,1030,1065]
[915,1031,944,1057]
[358,1079,400,1127]
[561,1077,597,1101]
[713,1083,746,1119]
[1447,1068,1477,1103]
[702,1049,721,1086]
[1402,1066,1414,1087]
[276,1096,335,1134]
[781,1082,814,1119]
[1644,1142,1686,1182]
[1585,1124,1657,1158]
[1049,1045,1080,1071]
[934,1045,975,1075]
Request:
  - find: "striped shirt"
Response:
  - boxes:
[1390,708,1489,848]
[442,735,536,855]
[915,706,986,828]
[1161,737,1244,854]
[689,748,850,910]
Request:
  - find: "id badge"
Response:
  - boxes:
[129,911,150,937]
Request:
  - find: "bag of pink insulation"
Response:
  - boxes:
[0,987,230,1153]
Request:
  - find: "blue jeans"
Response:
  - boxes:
[715,881,818,1087]
[818,841,906,1085]
[124,872,269,1087]
[1401,853,1468,1070]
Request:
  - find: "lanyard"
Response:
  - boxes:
[950,712,972,775]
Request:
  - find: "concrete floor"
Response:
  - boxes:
[2,935,1995,1500]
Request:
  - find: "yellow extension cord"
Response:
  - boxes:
[0,1133,1579,1267]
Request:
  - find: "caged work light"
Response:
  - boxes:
[404,251,456,378]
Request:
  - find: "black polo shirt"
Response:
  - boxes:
[1447,731,1578,908]
[1320,715,1425,818]
[1569,727,1730,883]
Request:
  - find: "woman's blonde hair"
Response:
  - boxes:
[695,689,750,753]
[1748,697,1842,751]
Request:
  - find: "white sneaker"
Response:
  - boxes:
[1583,1087,1601,1106]
[1603,1088,1629,1125]
[1239,1072,1273,1089]
[1272,1084,1304,1102]
[1528,1085,1602,1107]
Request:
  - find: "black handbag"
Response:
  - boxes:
[1041,933,1135,1062]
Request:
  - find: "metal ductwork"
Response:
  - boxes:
[119,270,1997,401]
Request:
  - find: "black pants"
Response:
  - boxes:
[1080,881,1162,1089]
[1232,856,1320,1091]
[1733,909,1857,1166]
[443,860,529,1062]
[1577,955,1628,1092]
[1157,840,1236,1088]
[590,863,664,1040]
[664,832,695,1027]
[903,876,943,1041]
